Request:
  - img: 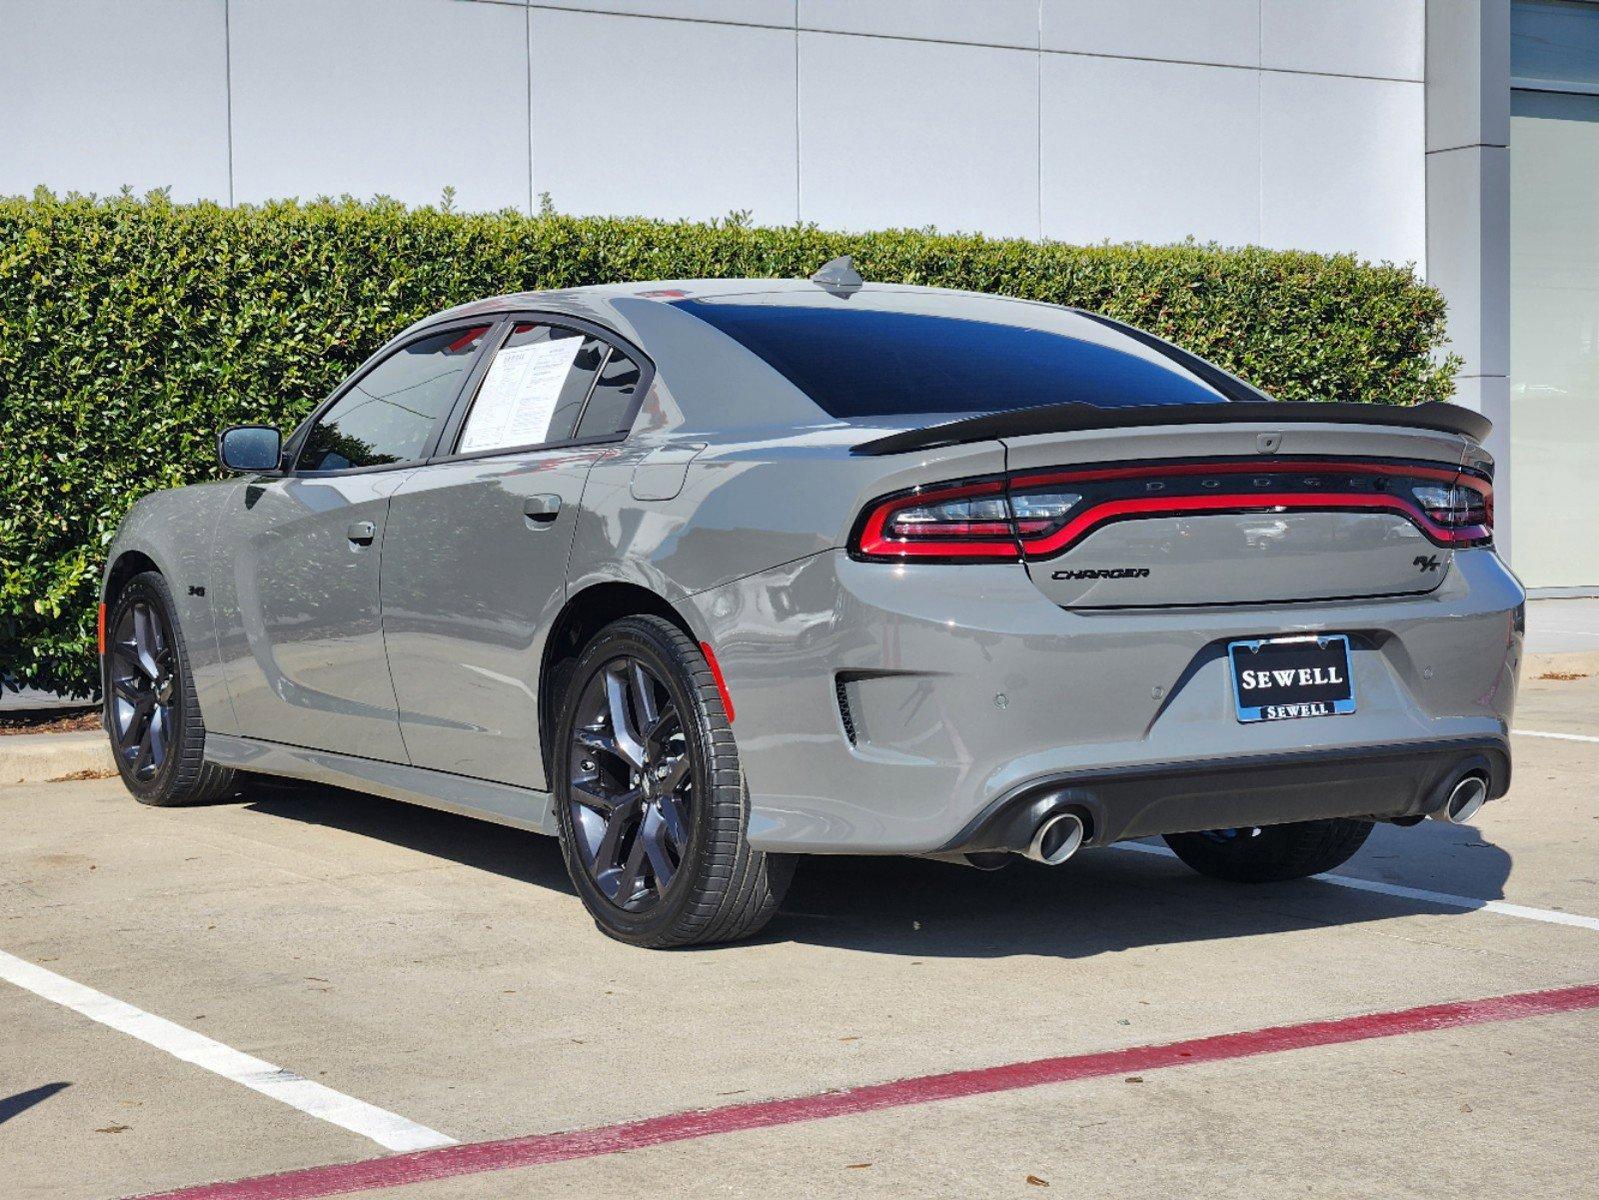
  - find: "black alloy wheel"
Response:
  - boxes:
[104,571,236,806]
[567,654,692,911]
[552,615,793,947]
[108,595,177,782]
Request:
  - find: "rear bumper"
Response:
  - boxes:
[940,737,1509,854]
[686,547,1524,854]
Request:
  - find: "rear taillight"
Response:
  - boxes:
[1410,478,1492,544]
[850,458,1494,562]
[851,478,1090,561]
[857,483,1016,563]
[852,479,1020,560]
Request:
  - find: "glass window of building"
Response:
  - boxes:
[1511,0,1599,587]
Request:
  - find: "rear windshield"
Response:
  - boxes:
[673,301,1229,418]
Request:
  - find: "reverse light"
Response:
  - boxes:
[1009,490,1083,534]
[1411,480,1492,541]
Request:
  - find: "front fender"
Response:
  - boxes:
[103,479,243,735]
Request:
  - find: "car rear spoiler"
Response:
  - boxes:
[850,400,1493,457]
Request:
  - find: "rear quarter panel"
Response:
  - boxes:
[565,424,1007,608]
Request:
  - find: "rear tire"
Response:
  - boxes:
[104,571,237,807]
[1162,817,1374,883]
[552,615,792,948]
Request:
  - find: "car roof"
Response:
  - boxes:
[403,278,1096,339]
[392,279,1264,433]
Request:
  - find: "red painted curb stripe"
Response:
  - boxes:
[130,982,1599,1200]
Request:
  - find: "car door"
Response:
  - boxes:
[210,320,497,758]
[381,316,651,788]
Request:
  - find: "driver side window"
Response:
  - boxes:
[298,325,490,471]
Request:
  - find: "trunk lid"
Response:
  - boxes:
[1001,422,1479,609]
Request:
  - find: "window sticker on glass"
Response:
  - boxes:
[458,334,587,454]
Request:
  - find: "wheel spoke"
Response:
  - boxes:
[656,791,689,851]
[132,606,163,680]
[630,662,659,730]
[572,781,633,816]
[147,705,167,767]
[604,667,646,768]
[608,827,649,906]
[643,707,678,758]
[640,807,676,890]
[658,755,690,795]
[592,794,640,872]
[573,725,626,766]
[112,675,143,704]
[119,697,151,752]
[116,639,155,681]
[135,719,154,772]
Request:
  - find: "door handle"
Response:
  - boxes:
[523,494,562,525]
[346,520,376,545]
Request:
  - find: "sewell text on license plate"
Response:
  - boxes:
[1227,634,1356,723]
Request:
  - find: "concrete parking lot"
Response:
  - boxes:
[4,655,1599,1199]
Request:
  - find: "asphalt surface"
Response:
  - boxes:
[3,659,1598,1199]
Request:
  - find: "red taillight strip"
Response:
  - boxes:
[854,479,1019,561]
[97,602,107,657]
[1018,491,1489,558]
[849,459,1492,563]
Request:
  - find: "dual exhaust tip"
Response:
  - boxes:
[1430,772,1489,824]
[996,771,1485,868]
[1023,771,1485,861]
[1024,810,1087,865]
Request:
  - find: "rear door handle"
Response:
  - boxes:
[523,494,562,525]
[346,520,376,545]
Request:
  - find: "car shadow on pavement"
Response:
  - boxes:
[234,778,1513,959]
[237,777,576,896]
[771,825,1514,959]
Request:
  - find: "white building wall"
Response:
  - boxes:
[0,0,1427,269]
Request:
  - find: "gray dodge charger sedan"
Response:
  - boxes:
[100,260,1524,946]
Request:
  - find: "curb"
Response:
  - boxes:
[1,731,115,785]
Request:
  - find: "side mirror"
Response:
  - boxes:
[218,425,282,473]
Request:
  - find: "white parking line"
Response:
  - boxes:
[0,948,456,1152]
[1109,842,1599,932]
[1514,728,1599,744]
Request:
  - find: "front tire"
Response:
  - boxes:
[1162,817,1374,883]
[552,615,792,948]
[104,571,237,807]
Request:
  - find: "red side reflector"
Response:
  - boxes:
[699,641,734,724]
[97,603,107,656]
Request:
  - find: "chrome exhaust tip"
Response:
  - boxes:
[1431,773,1489,824]
[1025,811,1086,865]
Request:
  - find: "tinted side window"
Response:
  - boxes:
[455,323,606,455]
[298,325,490,471]
[574,349,643,439]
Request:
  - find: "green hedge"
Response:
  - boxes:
[0,191,1458,696]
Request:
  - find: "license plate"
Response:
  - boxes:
[1228,634,1356,723]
